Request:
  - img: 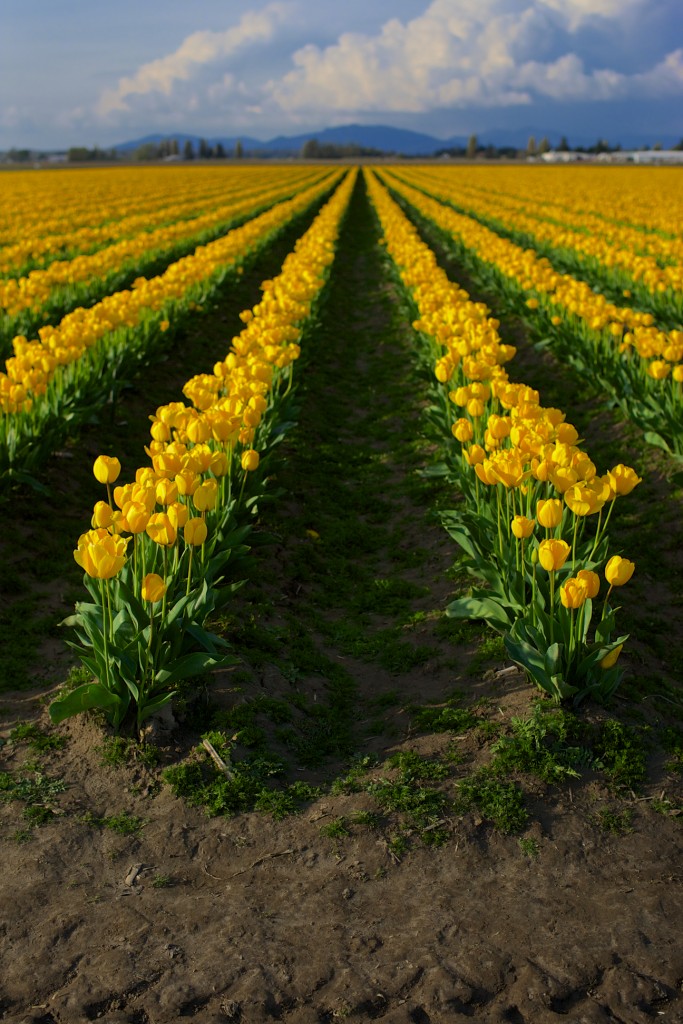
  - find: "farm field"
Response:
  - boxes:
[1,163,683,1023]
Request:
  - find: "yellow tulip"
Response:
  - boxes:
[241,449,260,472]
[184,517,208,546]
[93,455,121,485]
[463,443,486,466]
[193,479,218,511]
[607,464,642,496]
[538,538,571,572]
[536,498,563,529]
[560,578,587,609]
[141,573,167,604]
[452,418,473,443]
[168,501,189,530]
[564,484,603,517]
[175,469,200,496]
[576,569,600,599]
[74,529,127,579]
[122,500,150,534]
[511,515,535,539]
[91,500,114,529]
[155,478,179,506]
[145,512,177,547]
[605,556,635,586]
[600,643,623,669]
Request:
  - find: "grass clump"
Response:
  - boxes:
[10,722,66,753]
[490,703,592,784]
[595,719,648,791]
[81,810,145,835]
[455,772,528,834]
[0,767,66,832]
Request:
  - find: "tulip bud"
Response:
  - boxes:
[600,643,624,669]
[560,578,587,609]
[93,455,121,485]
[576,569,600,599]
[184,517,208,546]
[511,516,535,540]
[168,501,189,530]
[538,539,571,572]
[91,500,114,529]
[241,449,260,472]
[141,573,167,604]
[452,418,473,443]
[193,479,218,512]
[605,556,635,587]
[146,513,177,547]
[536,498,563,529]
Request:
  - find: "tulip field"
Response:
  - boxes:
[1,162,683,1021]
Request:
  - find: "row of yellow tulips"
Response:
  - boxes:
[0,167,321,279]
[52,169,357,733]
[397,165,683,268]
[365,167,636,704]
[379,169,683,454]
[0,170,344,478]
[405,164,683,239]
[0,168,328,324]
[0,165,274,244]
[389,165,683,320]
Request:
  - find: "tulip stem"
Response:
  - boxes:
[161,549,167,620]
[100,578,112,695]
[549,571,556,646]
[571,514,579,572]
[601,584,614,623]
[186,548,194,597]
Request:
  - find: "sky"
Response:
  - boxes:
[1,0,681,150]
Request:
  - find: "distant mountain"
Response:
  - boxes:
[113,132,265,153]
[113,124,681,157]
[113,125,451,157]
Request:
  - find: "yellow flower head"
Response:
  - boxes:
[93,455,121,485]
[536,498,563,529]
[560,578,587,610]
[511,515,535,540]
[74,528,127,579]
[576,569,600,599]
[145,512,177,547]
[141,573,166,604]
[538,538,571,572]
[184,517,208,546]
[605,555,635,587]
[241,449,260,472]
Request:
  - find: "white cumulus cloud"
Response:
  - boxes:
[262,0,681,118]
[96,3,289,117]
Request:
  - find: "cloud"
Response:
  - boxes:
[96,3,289,117]
[261,0,682,118]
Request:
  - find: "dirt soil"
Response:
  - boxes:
[1,177,683,1024]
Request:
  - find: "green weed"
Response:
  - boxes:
[9,722,66,753]
[455,772,528,834]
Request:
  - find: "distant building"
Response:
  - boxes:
[542,149,683,165]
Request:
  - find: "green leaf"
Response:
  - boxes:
[49,683,123,725]
[154,652,228,687]
[644,431,672,454]
[446,596,512,632]
[544,643,564,676]
[137,690,177,726]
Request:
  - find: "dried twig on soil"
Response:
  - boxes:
[202,738,234,778]
[229,849,295,878]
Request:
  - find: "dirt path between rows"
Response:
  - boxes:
[1,177,682,1024]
